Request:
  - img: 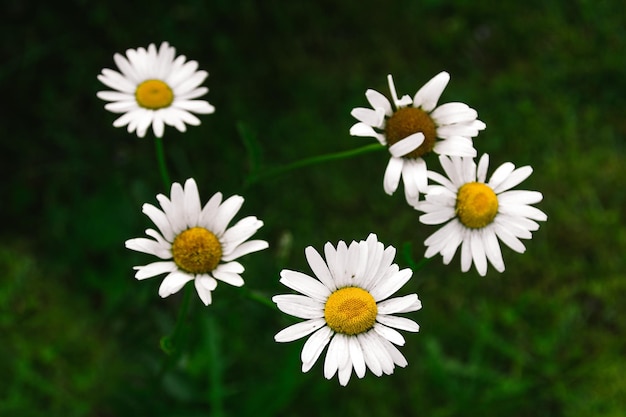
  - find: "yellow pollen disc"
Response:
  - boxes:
[385,107,437,158]
[171,227,222,274]
[135,79,174,109]
[456,182,499,229]
[324,287,378,335]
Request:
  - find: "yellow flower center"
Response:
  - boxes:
[324,287,378,335]
[456,182,499,229]
[135,79,174,109]
[171,227,222,274]
[385,107,437,158]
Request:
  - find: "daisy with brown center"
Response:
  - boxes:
[97,41,215,138]
[416,154,547,276]
[273,233,421,386]
[125,178,268,305]
[350,72,485,207]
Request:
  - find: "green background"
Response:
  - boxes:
[2,0,625,416]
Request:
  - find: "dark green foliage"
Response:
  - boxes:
[1,0,625,415]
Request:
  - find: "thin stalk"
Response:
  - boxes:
[239,287,278,311]
[245,143,384,187]
[207,316,225,417]
[154,136,171,190]
[160,284,193,356]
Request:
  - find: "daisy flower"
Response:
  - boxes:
[125,178,268,305]
[273,233,421,386]
[416,154,547,276]
[350,72,485,207]
[97,41,215,138]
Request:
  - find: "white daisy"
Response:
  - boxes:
[416,154,548,276]
[125,178,268,305]
[350,72,485,207]
[97,41,215,138]
[273,233,421,386]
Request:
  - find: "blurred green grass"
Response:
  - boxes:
[1,0,625,416]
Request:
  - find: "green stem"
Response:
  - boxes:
[160,284,193,355]
[207,316,225,417]
[245,143,384,187]
[154,136,171,191]
[402,242,432,272]
[239,287,278,311]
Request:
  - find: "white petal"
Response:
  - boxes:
[125,237,171,259]
[477,154,490,183]
[430,102,478,125]
[494,224,527,253]
[305,246,337,291]
[221,217,264,250]
[96,90,135,102]
[363,331,394,375]
[380,337,408,368]
[221,240,269,261]
[383,157,403,195]
[113,53,140,83]
[151,113,165,137]
[433,136,477,157]
[376,315,420,332]
[183,178,202,228]
[487,162,516,191]
[388,133,424,158]
[497,190,543,205]
[198,192,223,229]
[337,336,354,386]
[323,334,342,381]
[301,326,333,372]
[498,204,548,222]
[351,107,386,128]
[98,69,136,93]
[212,195,244,236]
[377,294,422,314]
[419,206,456,225]
[141,203,175,241]
[279,270,331,302]
[491,166,534,193]
[158,271,194,298]
[272,294,325,319]
[357,333,382,376]
[167,182,187,235]
[349,122,386,145]
[348,335,366,378]
[373,323,406,346]
[194,275,218,305]
[212,270,244,287]
[387,74,413,108]
[213,261,244,274]
[470,232,488,276]
[174,99,215,114]
[413,71,450,112]
[365,88,393,116]
[369,268,413,302]
[482,228,505,273]
[274,318,327,342]
[133,261,178,279]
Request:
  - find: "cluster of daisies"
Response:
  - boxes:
[98,42,546,386]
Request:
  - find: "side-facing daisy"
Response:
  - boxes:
[97,41,215,138]
[125,178,268,305]
[416,154,547,276]
[273,233,421,386]
[350,72,485,207]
